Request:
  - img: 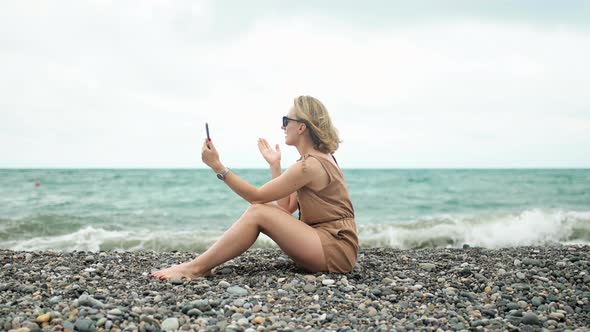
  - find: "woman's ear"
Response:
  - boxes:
[298,122,307,133]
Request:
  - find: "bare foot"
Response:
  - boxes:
[150,262,213,281]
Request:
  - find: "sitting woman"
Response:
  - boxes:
[151,95,358,280]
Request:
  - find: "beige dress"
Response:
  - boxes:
[297,154,359,273]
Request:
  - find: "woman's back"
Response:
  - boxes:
[296,153,355,225]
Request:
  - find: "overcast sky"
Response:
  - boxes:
[1,1,589,168]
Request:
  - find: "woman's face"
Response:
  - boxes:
[283,107,298,146]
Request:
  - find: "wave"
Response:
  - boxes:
[1,209,589,252]
[0,225,279,252]
[359,209,590,249]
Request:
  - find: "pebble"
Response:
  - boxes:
[226,286,248,296]
[63,321,75,331]
[445,287,456,296]
[381,277,393,284]
[36,314,50,324]
[74,319,96,332]
[78,294,105,309]
[96,318,107,327]
[161,318,179,331]
[532,296,543,307]
[419,263,436,271]
[322,279,335,286]
[186,308,200,317]
[252,316,265,324]
[1,247,589,331]
[303,284,316,293]
[523,258,542,266]
[368,307,378,316]
[304,275,316,283]
[170,278,183,285]
[49,296,63,304]
[107,308,123,316]
[522,312,540,326]
[549,312,565,321]
[507,302,520,310]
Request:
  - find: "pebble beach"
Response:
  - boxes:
[1,246,589,332]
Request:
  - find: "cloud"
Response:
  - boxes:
[0,3,589,168]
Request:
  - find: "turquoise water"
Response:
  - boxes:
[1,169,589,252]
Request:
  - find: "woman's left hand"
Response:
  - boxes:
[202,139,223,171]
[257,138,281,167]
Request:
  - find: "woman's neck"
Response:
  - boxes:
[296,141,319,157]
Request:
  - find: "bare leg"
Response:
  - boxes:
[150,204,326,280]
[151,206,261,280]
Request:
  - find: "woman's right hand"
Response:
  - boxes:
[257,138,281,166]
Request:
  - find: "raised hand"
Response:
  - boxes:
[257,138,281,166]
[201,139,223,172]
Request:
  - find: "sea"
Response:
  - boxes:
[1,169,589,252]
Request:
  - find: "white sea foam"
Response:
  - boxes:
[2,209,589,252]
[360,209,590,249]
[0,225,276,252]
[2,226,131,252]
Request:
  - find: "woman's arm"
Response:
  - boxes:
[270,163,292,210]
[202,139,312,204]
[257,138,291,209]
[286,192,298,214]
[212,161,308,204]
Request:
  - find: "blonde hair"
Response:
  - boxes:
[293,96,341,154]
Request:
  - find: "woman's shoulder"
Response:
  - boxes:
[297,153,342,176]
[296,153,326,173]
[301,153,340,169]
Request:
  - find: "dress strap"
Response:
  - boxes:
[331,154,339,168]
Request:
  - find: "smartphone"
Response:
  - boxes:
[205,122,211,141]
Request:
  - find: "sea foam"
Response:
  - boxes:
[2,209,589,252]
[359,209,590,249]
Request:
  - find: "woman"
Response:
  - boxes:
[150,96,358,280]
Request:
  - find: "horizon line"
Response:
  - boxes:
[1,167,589,170]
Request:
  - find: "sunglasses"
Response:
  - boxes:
[282,116,306,127]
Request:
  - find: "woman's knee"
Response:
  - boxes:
[247,203,279,215]
[241,204,269,225]
[245,203,265,216]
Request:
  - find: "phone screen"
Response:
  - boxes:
[206,123,210,141]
